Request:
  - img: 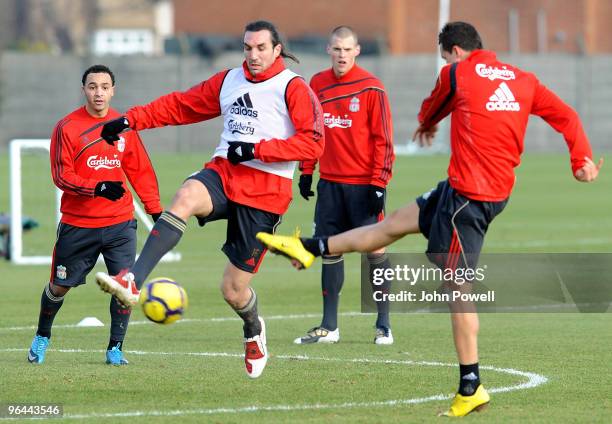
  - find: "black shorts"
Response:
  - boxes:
[50,219,137,287]
[416,180,507,270]
[313,179,384,238]
[187,168,281,273]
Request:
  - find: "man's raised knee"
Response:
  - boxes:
[169,181,213,220]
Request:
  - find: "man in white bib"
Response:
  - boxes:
[95,20,324,379]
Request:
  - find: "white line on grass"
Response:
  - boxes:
[0,348,548,420]
[4,301,610,333]
[0,311,365,332]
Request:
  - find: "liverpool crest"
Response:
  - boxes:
[56,265,67,280]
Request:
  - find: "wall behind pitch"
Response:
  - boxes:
[0,51,609,153]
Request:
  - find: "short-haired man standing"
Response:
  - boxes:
[28,65,162,366]
[295,26,395,345]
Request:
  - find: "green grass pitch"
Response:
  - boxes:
[0,152,611,423]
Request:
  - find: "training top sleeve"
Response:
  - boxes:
[418,63,458,129]
[298,77,322,175]
[255,77,325,162]
[50,120,96,196]
[530,79,592,173]
[126,70,229,131]
[121,131,163,214]
[367,87,394,187]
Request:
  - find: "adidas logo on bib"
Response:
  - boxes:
[230,92,258,117]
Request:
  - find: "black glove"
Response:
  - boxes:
[150,212,162,222]
[94,181,125,201]
[227,141,255,165]
[298,174,315,200]
[368,185,386,215]
[101,116,130,145]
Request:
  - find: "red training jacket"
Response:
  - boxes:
[418,49,593,201]
[126,57,324,215]
[51,106,162,228]
[301,65,394,188]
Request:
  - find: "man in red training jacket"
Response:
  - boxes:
[28,64,162,366]
[294,26,395,346]
[95,21,324,379]
[257,22,602,415]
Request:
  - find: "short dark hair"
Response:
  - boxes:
[81,64,115,86]
[330,25,359,44]
[244,20,299,63]
[438,22,483,53]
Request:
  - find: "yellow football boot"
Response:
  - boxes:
[440,384,490,417]
[256,229,315,269]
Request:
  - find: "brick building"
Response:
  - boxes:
[174,0,612,54]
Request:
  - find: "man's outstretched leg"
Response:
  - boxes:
[221,263,268,379]
[96,210,187,305]
[257,202,421,265]
[258,203,416,344]
[96,179,212,305]
[131,210,187,287]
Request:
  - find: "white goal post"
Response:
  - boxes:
[9,139,181,265]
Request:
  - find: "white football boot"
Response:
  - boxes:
[244,317,268,379]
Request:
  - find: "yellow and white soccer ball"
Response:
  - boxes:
[139,277,188,324]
